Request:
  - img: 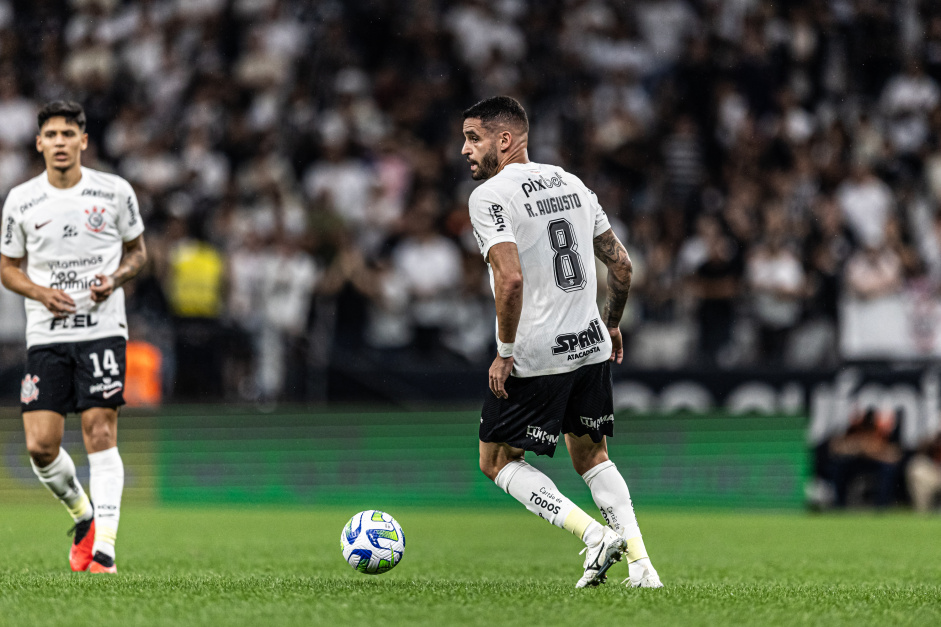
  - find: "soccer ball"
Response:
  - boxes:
[340,510,405,574]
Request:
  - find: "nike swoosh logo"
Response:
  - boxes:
[102,387,122,399]
[35,220,52,230]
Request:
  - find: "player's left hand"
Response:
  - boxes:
[489,354,514,399]
[608,327,623,364]
[90,274,115,303]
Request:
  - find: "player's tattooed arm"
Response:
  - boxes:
[91,235,148,302]
[112,235,148,287]
[593,228,633,329]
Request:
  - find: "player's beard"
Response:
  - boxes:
[472,145,499,180]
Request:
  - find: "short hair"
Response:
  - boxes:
[463,96,529,134]
[37,100,86,132]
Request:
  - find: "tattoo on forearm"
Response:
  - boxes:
[594,230,632,328]
[112,248,146,287]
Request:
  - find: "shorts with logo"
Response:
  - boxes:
[20,336,127,415]
[480,361,614,457]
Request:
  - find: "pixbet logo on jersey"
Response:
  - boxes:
[551,318,605,359]
[520,172,567,198]
[85,206,106,233]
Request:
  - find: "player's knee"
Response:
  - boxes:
[479,457,500,482]
[26,440,59,467]
[83,419,115,449]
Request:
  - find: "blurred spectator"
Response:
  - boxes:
[800,196,853,367]
[445,0,525,70]
[836,163,893,248]
[165,217,227,400]
[390,193,462,355]
[662,115,705,208]
[0,79,36,147]
[880,59,939,156]
[303,139,377,244]
[828,409,904,509]
[746,232,805,364]
[257,235,318,400]
[906,431,941,512]
[844,243,903,300]
[688,216,740,365]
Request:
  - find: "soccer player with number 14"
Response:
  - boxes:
[0,101,147,573]
[464,96,662,589]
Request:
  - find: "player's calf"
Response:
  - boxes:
[87,446,124,565]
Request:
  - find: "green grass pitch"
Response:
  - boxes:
[2,504,940,626]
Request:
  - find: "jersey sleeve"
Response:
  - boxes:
[115,178,145,242]
[587,188,611,237]
[468,186,515,259]
[1,190,25,258]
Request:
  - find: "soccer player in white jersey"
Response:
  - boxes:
[463,96,662,589]
[0,101,147,574]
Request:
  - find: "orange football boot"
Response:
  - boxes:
[89,552,117,574]
[68,518,95,572]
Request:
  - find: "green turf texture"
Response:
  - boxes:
[2,504,939,626]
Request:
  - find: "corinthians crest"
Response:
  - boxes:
[20,374,39,404]
[84,206,106,233]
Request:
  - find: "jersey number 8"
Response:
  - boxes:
[547,218,586,292]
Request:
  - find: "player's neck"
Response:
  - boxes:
[495,148,530,176]
[46,164,83,190]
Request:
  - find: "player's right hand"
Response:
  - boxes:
[489,354,514,399]
[608,327,623,364]
[38,287,76,318]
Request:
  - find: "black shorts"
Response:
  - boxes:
[480,361,614,457]
[20,336,127,415]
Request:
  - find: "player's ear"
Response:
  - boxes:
[35,134,42,153]
[81,133,89,150]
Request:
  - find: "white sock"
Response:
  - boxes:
[88,447,124,560]
[495,459,604,546]
[582,460,642,541]
[30,448,93,522]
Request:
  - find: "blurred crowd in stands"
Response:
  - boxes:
[811,405,941,512]
[2,1,941,415]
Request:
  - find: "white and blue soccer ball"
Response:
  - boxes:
[340,510,405,574]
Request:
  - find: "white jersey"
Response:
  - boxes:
[469,162,612,377]
[1,167,144,348]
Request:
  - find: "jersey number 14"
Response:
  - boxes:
[547,219,586,292]
[89,349,121,377]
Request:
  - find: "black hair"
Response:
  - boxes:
[37,100,86,132]
[462,96,529,133]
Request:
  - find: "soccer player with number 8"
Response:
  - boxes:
[462,96,662,589]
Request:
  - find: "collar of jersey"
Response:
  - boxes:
[40,167,87,195]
